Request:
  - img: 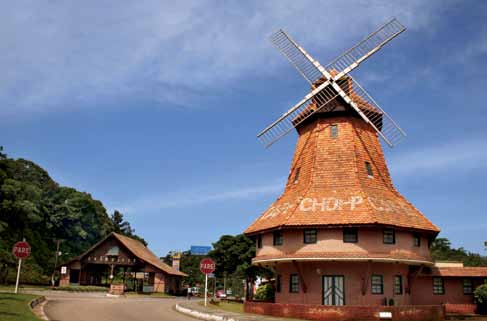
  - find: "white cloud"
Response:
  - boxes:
[0,1,442,117]
[115,179,284,214]
[388,136,487,176]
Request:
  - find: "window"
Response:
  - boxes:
[273,230,283,246]
[463,279,473,295]
[394,275,403,295]
[383,229,395,244]
[276,275,282,293]
[371,275,384,294]
[289,274,299,293]
[365,161,373,177]
[433,277,445,295]
[293,167,301,184]
[304,229,317,244]
[331,124,338,138]
[256,235,262,249]
[343,228,358,243]
[413,233,421,247]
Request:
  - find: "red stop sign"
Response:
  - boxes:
[12,241,31,259]
[199,258,215,275]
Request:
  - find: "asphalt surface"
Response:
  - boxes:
[44,295,197,321]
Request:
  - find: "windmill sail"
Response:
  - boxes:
[326,18,405,80]
[257,81,339,147]
[270,29,328,84]
[262,18,407,148]
[334,76,406,147]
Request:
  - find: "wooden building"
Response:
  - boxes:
[59,232,186,294]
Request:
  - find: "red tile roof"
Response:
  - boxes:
[245,111,439,235]
[252,251,433,265]
[424,267,487,277]
[112,233,187,277]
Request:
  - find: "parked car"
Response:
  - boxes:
[216,290,227,298]
[188,287,199,295]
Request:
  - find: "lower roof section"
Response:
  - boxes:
[422,267,487,278]
[252,252,434,266]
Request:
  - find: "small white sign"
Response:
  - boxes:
[61,266,67,275]
[379,312,392,319]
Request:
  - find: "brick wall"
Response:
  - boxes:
[59,267,70,287]
[244,301,445,321]
[444,303,477,315]
[411,277,480,305]
[274,261,412,306]
[256,228,431,263]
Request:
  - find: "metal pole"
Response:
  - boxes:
[51,239,61,288]
[204,274,208,307]
[14,258,22,294]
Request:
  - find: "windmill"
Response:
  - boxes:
[244,18,445,308]
[258,18,406,148]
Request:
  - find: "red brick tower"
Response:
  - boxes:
[243,20,487,318]
[244,22,441,307]
[244,95,439,306]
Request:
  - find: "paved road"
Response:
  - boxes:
[44,295,197,321]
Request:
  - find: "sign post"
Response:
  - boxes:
[199,258,215,307]
[12,240,31,294]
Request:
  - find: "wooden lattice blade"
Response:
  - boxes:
[334,76,406,147]
[326,18,406,80]
[270,29,328,84]
[257,81,339,147]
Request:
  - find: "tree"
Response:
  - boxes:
[0,149,145,284]
[162,250,207,287]
[209,234,273,279]
[474,283,487,314]
[111,210,131,234]
[109,210,147,246]
[431,237,487,267]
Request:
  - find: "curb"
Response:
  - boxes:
[29,296,45,310]
[175,303,238,321]
[29,296,49,320]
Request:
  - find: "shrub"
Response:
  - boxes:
[253,284,274,302]
[474,283,487,314]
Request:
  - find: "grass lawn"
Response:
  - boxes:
[0,293,41,321]
[0,285,50,292]
[201,301,244,314]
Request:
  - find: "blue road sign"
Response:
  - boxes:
[190,245,211,255]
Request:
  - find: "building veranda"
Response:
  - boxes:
[59,232,186,294]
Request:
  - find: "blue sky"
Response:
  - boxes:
[1,1,487,256]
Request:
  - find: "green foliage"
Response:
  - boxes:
[209,234,272,280]
[0,147,144,284]
[161,233,273,297]
[162,250,216,287]
[53,285,108,292]
[254,283,274,301]
[110,210,147,246]
[431,238,487,266]
[475,283,487,314]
